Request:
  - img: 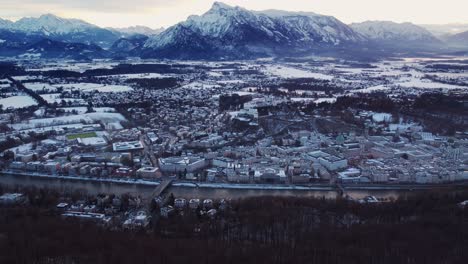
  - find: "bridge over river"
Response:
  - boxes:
[150,179,173,198]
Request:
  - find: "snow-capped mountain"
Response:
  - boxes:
[22,39,110,59]
[110,35,149,56]
[0,18,13,28]
[0,36,110,60]
[143,2,364,59]
[13,14,96,35]
[0,4,465,60]
[420,23,468,38]
[445,30,468,48]
[0,29,44,57]
[350,21,441,47]
[108,26,164,37]
[0,14,119,48]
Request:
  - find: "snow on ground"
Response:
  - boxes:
[106,122,123,130]
[27,62,118,73]
[217,80,245,84]
[19,53,41,59]
[11,76,41,81]
[353,85,390,93]
[290,98,337,104]
[40,93,85,104]
[231,91,256,96]
[9,112,127,130]
[207,72,224,77]
[314,98,337,104]
[263,65,334,80]
[332,66,365,75]
[53,83,133,93]
[372,113,392,123]
[14,123,88,133]
[228,111,240,117]
[6,143,32,154]
[24,82,57,92]
[397,77,466,90]
[181,82,221,89]
[291,98,315,102]
[0,95,37,109]
[77,137,107,146]
[389,124,414,131]
[58,107,116,114]
[97,73,172,79]
[429,72,468,79]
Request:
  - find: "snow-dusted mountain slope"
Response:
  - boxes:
[0,14,119,48]
[110,35,149,56]
[143,2,365,59]
[108,26,164,37]
[350,21,440,43]
[0,18,13,28]
[12,14,96,34]
[445,30,468,47]
[420,23,468,37]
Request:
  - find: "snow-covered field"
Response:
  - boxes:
[217,80,245,84]
[396,77,465,90]
[97,73,172,79]
[0,95,37,109]
[26,62,118,73]
[40,93,85,104]
[11,76,41,81]
[372,113,393,122]
[314,98,337,104]
[181,82,221,90]
[208,71,224,77]
[291,98,315,102]
[77,136,107,146]
[263,65,334,80]
[353,85,390,93]
[58,107,116,114]
[24,82,57,92]
[9,112,126,130]
[291,98,337,104]
[53,83,133,93]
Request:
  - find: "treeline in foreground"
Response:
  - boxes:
[0,188,467,264]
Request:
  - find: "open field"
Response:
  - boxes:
[66,132,98,140]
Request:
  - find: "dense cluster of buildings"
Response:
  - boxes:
[0,60,467,188]
[2,87,467,186]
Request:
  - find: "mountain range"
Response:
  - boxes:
[142,2,366,59]
[0,2,466,60]
[350,21,443,50]
[107,26,164,38]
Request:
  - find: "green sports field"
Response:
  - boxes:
[66,132,98,140]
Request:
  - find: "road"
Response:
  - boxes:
[140,133,158,167]
[6,76,50,107]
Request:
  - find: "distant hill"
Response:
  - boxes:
[350,21,442,50]
[444,30,468,48]
[107,26,164,38]
[0,14,119,48]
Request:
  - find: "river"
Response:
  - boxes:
[0,173,430,200]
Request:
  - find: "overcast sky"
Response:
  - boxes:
[1,0,467,28]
